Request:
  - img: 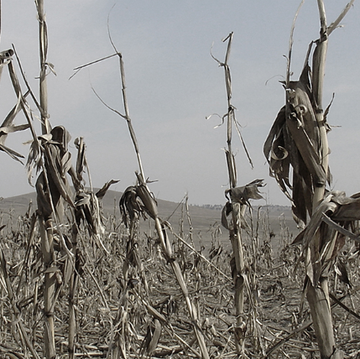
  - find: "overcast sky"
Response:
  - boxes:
[0,1,359,206]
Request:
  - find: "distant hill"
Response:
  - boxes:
[0,190,299,250]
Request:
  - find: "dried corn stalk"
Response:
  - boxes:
[34,2,56,356]
[212,32,263,354]
[34,126,74,359]
[36,0,51,134]
[293,190,360,358]
[0,250,40,359]
[68,136,117,359]
[264,1,354,358]
[0,2,59,357]
[78,30,210,356]
[119,174,209,358]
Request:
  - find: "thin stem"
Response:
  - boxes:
[317,0,327,33]
[117,53,146,183]
[36,0,50,134]
[217,32,247,354]
[327,0,355,35]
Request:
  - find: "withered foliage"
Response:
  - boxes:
[293,191,360,288]
[264,2,356,358]
[0,49,29,163]
[120,183,158,228]
[263,46,330,227]
[222,179,265,230]
[34,126,74,221]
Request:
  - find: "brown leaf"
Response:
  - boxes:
[75,190,104,237]
[335,257,352,287]
[148,319,162,355]
[96,179,119,200]
[332,196,360,221]
[35,173,53,219]
[264,58,330,225]
[293,191,360,286]
[225,179,264,205]
[0,124,29,135]
[0,143,25,163]
[119,186,143,227]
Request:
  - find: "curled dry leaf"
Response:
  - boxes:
[0,143,25,163]
[225,179,265,205]
[334,257,352,288]
[74,190,104,237]
[119,186,144,227]
[96,179,119,200]
[33,126,75,221]
[264,46,331,226]
[221,201,248,231]
[221,179,265,231]
[119,183,158,227]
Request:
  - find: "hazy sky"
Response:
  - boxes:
[0,1,359,206]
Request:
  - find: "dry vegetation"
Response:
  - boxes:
[0,0,359,358]
[0,199,360,358]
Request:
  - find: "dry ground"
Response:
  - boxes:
[0,192,359,358]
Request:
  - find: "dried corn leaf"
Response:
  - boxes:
[293,191,360,286]
[0,97,23,139]
[33,126,75,221]
[225,179,264,205]
[35,172,53,219]
[264,50,329,226]
[221,202,232,230]
[119,181,158,227]
[141,299,167,324]
[42,126,74,208]
[322,213,360,244]
[119,186,144,227]
[331,196,360,221]
[0,49,13,81]
[26,139,42,184]
[221,201,248,231]
[96,179,119,200]
[74,137,85,179]
[141,319,162,357]
[0,84,30,162]
[0,143,25,163]
[43,145,73,210]
[75,190,104,237]
[285,103,325,186]
[72,140,116,240]
[334,258,352,287]
[0,123,29,135]
[264,107,293,202]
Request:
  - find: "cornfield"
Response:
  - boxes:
[0,0,360,358]
[2,196,360,358]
